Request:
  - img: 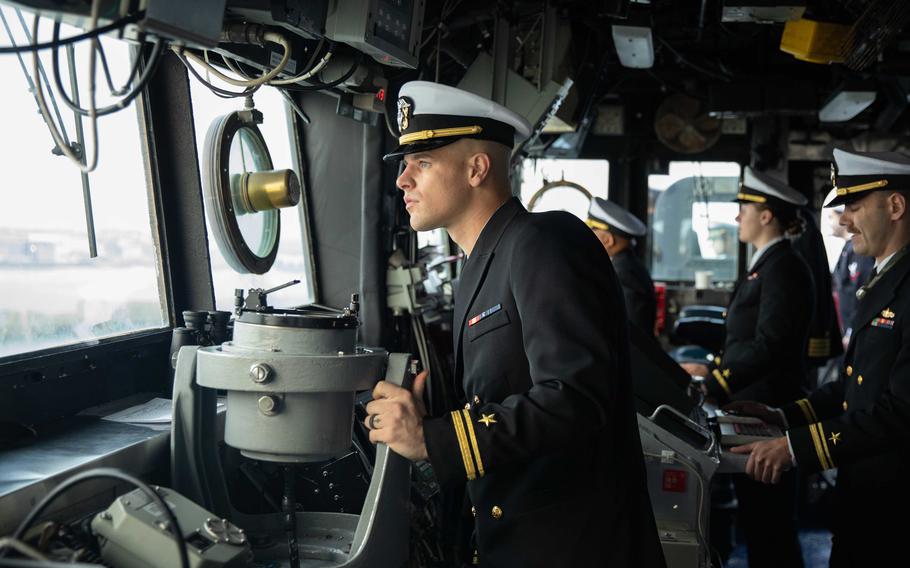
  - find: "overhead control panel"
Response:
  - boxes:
[325,0,426,69]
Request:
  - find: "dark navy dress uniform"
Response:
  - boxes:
[779,148,910,567]
[792,205,844,369]
[706,239,814,406]
[586,197,657,334]
[704,167,814,568]
[385,81,665,568]
[612,248,658,334]
[424,199,665,568]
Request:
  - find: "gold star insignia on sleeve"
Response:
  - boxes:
[828,432,841,445]
[478,413,497,428]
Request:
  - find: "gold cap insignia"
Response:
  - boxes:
[478,413,497,427]
[397,97,412,132]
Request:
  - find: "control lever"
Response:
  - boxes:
[234,279,301,314]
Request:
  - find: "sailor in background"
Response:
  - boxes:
[683,166,814,568]
[366,81,664,568]
[827,191,875,346]
[791,196,845,388]
[586,197,657,334]
[730,148,910,567]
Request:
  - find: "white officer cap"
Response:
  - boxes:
[586,197,647,239]
[382,81,532,162]
[825,148,910,208]
[737,166,808,208]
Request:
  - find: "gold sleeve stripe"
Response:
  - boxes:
[808,423,833,470]
[797,399,818,423]
[461,409,485,478]
[712,369,732,397]
[817,422,835,469]
[450,410,476,480]
[807,338,831,358]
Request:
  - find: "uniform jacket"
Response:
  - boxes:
[705,240,814,406]
[782,247,910,545]
[423,198,665,568]
[792,210,844,364]
[832,239,874,337]
[612,247,657,335]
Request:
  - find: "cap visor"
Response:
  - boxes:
[823,191,865,208]
[382,138,461,163]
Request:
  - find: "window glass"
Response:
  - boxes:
[0,9,167,358]
[520,159,609,220]
[188,80,315,310]
[648,162,742,283]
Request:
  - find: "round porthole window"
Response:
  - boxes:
[202,108,301,274]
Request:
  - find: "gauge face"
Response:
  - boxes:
[203,111,282,274]
[229,126,278,257]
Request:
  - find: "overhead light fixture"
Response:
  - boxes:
[611,25,654,69]
[721,2,806,23]
[819,89,877,122]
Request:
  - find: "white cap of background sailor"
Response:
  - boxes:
[585,197,647,240]
[736,166,808,208]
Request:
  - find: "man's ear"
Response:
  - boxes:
[467,152,492,188]
[888,191,908,221]
[602,230,617,249]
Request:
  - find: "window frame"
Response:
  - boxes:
[0,46,207,424]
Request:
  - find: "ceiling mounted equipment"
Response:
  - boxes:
[779,18,850,64]
[819,89,877,123]
[611,25,654,69]
[324,0,426,68]
[721,1,806,23]
[654,94,722,154]
[842,0,910,71]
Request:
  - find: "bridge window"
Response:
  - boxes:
[0,9,167,359]
[519,158,610,220]
[649,162,742,284]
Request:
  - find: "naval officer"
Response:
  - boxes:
[586,197,657,334]
[729,148,910,567]
[683,166,814,568]
[361,80,665,567]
